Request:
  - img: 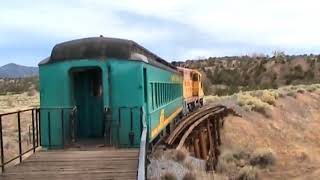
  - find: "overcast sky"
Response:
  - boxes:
[1,0,320,66]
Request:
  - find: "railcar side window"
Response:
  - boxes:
[151,83,154,109]
[151,82,182,110]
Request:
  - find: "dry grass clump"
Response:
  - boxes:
[236,94,272,117]
[314,84,320,88]
[182,159,195,171]
[297,88,305,93]
[153,148,189,163]
[6,99,14,107]
[259,90,277,105]
[216,147,275,179]
[205,95,229,104]
[161,172,177,180]
[152,149,165,160]
[306,86,317,92]
[216,148,250,176]
[182,172,197,180]
[27,89,37,96]
[277,91,286,98]
[249,148,276,168]
[236,165,259,180]
[174,148,189,162]
[286,91,297,98]
[183,170,227,180]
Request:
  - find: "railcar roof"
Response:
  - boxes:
[39,37,178,73]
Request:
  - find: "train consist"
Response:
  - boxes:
[39,37,204,148]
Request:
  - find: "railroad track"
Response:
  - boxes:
[162,104,241,170]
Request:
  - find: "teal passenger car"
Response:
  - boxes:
[39,37,183,148]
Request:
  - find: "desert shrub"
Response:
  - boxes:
[152,149,164,160]
[290,86,298,90]
[260,90,276,105]
[232,148,251,161]
[236,94,272,117]
[162,148,189,163]
[297,88,305,93]
[182,160,195,170]
[287,91,297,98]
[216,148,250,176]
[0,77,39,95]
[205,96,221,104]
[174,149,188,162]
[249,149,276,168]
[27,89,36,96]
[6,99,14,107]
[161,172,177,180]
[216,155,238,176]
[236,166,259,180]
[306,86,316,92]
[243,105,252,111]
[277,91,285,98]
[182,172,196,180]
[173,148,188,163]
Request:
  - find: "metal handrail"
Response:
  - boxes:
[0,107,76,172]
[137,107,147,180]
[70,106,77,143]
[0,108,40,172]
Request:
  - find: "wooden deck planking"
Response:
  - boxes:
[0,149,139,180]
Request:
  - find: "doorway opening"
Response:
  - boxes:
[70,67,105,148]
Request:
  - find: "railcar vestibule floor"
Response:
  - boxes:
[0,148,139,180]
[64,138,110,150]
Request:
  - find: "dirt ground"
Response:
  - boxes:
[221,92,320,180]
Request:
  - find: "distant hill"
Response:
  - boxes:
[173,54,320,95]
[0,63,38,78]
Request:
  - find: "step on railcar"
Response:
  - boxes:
[39,37,184,148]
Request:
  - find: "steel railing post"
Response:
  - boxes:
[38,109,42,146]
[35,109,39,147]
[48,111,51,148]
[17,112,22,162]
[31,109,36,153]
[61,109,64,147]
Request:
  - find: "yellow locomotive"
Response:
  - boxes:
[178,67,204,114]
